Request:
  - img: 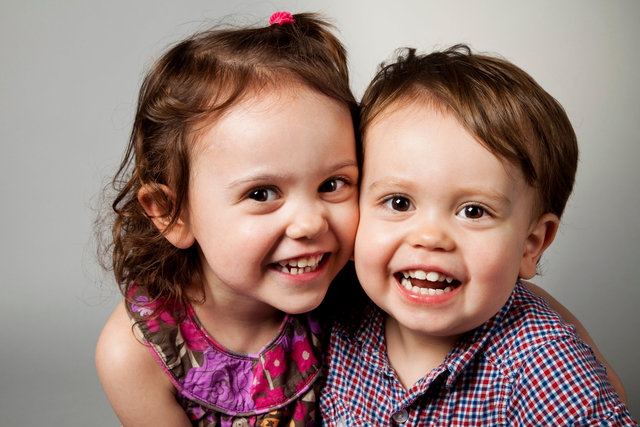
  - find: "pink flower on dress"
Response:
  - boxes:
[263,346,286,378]
[144,309,175,332]
[293,401,306,420]
[179,318,208,351]
[292,339,317,372]
[255,387,285,407]
[250,365,270,396]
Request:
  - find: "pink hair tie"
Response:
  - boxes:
[270,11,296,26]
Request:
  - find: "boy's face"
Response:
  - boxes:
[355,101,541,339]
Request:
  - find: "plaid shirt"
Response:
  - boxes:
[320,281,636,426]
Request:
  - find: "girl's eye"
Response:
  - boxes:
[384,196,414,212]
[458,204,486,219]
[248,188,278,202]
[319,178,346,193]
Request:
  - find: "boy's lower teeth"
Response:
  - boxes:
[401,278,456,295]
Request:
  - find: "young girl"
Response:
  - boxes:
[95,12,360,426]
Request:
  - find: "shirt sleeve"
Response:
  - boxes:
[508,336,637,425]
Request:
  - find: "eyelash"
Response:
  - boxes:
[382,194,414,212]
[246,186,280,202]
[244,176,353,203]
[380,196,493,221]
[456,203,491,220]
[319,176,352,193]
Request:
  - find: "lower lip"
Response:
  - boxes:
[395,278,462,306]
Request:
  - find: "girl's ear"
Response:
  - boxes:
[137,184,195,249]
[519,213,559,279]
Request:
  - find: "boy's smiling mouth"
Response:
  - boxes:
[272,254,326,275]
[395,269,461,296]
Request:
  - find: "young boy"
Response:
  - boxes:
[320,45,636,425]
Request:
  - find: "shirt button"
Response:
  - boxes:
[392,409,409,423]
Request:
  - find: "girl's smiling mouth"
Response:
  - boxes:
[272,254,326,275]
[394,269,462,296]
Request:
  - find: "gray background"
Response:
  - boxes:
[1,0,638,425]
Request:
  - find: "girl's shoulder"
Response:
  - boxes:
[96,301,191,425]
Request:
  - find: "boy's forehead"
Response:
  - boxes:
[362,100,531,187]
[365,97,449,138]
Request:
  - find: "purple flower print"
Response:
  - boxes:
[307,312,321,334]
[181,349,256,413]
[130,294,176,332]
[131,296,153,317]
[292,339,317,372]
[263,346,286,378]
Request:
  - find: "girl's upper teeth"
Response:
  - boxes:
[279,254,323,268]
[403,269,453,283]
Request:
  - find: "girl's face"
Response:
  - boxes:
[184,86,359,315]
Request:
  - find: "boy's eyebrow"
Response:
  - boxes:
[366,177,414,192]
[226,159,358,188]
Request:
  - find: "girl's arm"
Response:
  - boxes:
[96,301,192,426]
[526,282,628,404]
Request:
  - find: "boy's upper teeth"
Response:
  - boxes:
[403,269,453,283]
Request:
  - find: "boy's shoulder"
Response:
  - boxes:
[481,281,594,377]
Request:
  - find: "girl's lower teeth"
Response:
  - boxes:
[402,278,454,295]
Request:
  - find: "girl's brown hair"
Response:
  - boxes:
[361,45,578,219]
[101,13,356,314]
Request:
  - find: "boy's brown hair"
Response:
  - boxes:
[100,13,357,313]
[360,45,578,219]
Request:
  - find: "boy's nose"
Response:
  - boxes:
[407,220,455,252]
[285,203,329,240]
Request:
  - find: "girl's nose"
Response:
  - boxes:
[285,203,329,240]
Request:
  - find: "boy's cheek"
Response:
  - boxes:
[355,218,394,271]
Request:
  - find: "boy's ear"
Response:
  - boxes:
[137,184,195,249]
[519,213,559,279]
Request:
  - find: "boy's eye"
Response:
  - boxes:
[319,178,346,193]
[385,196,414,212]
[458,204,486,219]
[248,188,279,202]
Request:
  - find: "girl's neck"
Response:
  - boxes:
[384,315,460,390]
[189,284,286,354]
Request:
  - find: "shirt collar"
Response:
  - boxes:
[443,281,520,388]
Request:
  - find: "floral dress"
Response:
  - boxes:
[128,285,323,426]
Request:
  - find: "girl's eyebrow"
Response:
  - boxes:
[227,159,358,189]
[226,174,287,188]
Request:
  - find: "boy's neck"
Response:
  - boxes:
[384,315,460,390]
